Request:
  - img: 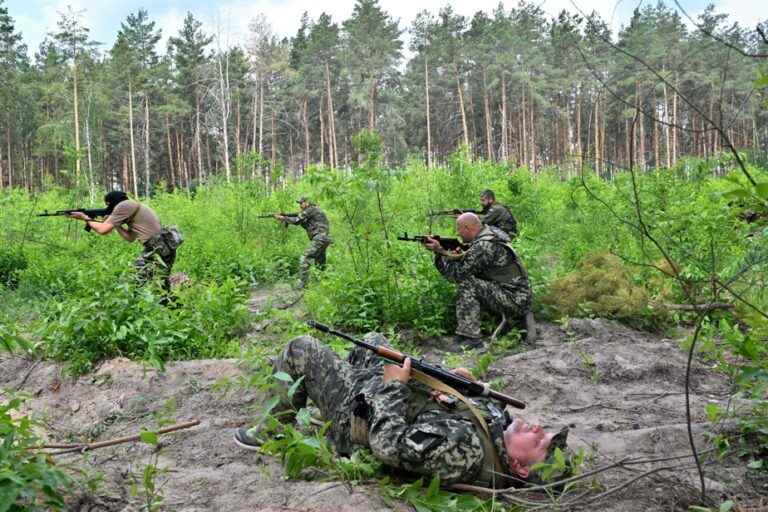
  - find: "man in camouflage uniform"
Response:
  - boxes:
[424,213,533,348]
[479,189,518,239]
[234,333,568,487]
[275,197,332,289]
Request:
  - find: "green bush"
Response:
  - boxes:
[542,252,654,322]
[0,248,27,289]
[0,397,70,511]
[40,271,249,374]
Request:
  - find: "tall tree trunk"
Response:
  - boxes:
[425,54,432,168]
[672,85,678,166]
[165,114,175,189]
[235,95,241,161]
[122,153,129,193]
[258,80,264,157]
[325,62,338,169]
[653,97,660,170]
[218,52,231,183]
[521,83,527,167]
[73,58,81,178]
[302,96,309,169]
[196,93,204,181]
[663,81,671,168]
[319,94,325,166]
[594,92,600,175]
[271,109,277,172]
[482,67,493,161]
[500,73,508,162]
[368,79,377,131]
[144,95,151,197]
[455,64,469,150]
[85,109,94,200]
[128,81,138,196]
[576,92,582,169]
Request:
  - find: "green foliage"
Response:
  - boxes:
[0,397,70,512]
[0,248,27,289]
[543,253,653,323]
[39,268,249,374]
[382,476,502,512]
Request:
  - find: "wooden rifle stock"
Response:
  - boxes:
[307,320,525,409]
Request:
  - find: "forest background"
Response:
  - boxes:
[0,0,765,192]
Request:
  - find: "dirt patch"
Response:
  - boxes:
[0,288,758,510]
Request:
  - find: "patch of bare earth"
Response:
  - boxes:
[0,287,761,510]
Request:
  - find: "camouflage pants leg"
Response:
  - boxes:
[135,237,176,294]
[298,236,331,287]
[455,277,531,338]
[272,335,356,428]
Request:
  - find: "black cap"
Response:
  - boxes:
[104,190,129,214]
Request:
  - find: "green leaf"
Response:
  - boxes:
[139,431,158,445]
[426,474,440,498]
[720,500,734,512]
[274,371,293,383]
[287,375,305,399]
[296,408,311,428]
[747,459,763,469]
[756,182,768,200]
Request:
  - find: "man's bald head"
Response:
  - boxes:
[456,213,483,242]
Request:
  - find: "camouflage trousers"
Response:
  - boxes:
[298,235,332,287]
[135,232,176,294]
[270,335,384,455]
[455,276,531,338]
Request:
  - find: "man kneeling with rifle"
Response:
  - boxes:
[67,191,182,296]
[235,323,568,488]
[423,213,534,348]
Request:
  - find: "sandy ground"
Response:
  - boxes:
[0,288,764,511]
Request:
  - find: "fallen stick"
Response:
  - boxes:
[658,302,734,312]
[33,419,201,455]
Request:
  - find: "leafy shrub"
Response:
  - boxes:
[0,397,70,511]
[543,253,652,321]
[0,248,27,289]
[40,273,249,374]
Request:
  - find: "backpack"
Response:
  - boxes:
[162,226,184,250]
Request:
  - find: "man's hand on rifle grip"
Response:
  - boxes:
[383,357,411,384]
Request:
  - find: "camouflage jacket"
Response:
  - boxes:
[350,369,515,487]
[435,226,527,285]
[480,203,518,238]
[286,205,330,240]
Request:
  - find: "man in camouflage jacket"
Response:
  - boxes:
[479,189,518,239]
[234,333,567,487]
[424,213,532,347]
[276,197,332,289]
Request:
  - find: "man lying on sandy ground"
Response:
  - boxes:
[235,333,569,488]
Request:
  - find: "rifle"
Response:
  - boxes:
[308,320,526,409]
[427,208,480,217]
[38,208,110,232]
[255,212,300,219]
[397,232,468,252]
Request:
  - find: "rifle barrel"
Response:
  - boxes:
[306,321,525,409]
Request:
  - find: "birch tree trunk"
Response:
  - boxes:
[144,95,151,197]
[425,54,432,168]
[455,64,469,149]
[128,81,138,196]
[500,73,508,162]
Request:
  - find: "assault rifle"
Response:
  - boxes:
[397,233,468,252]
[427,208,480,217]
[307,320,526,409]
[38,208,110,232]
[255,212,300,219]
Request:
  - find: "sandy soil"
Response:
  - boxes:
[0,289,763,511]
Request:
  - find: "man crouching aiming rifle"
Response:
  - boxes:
[66,191,182,297]
[421,212,535,348]
[235,325,568,488]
